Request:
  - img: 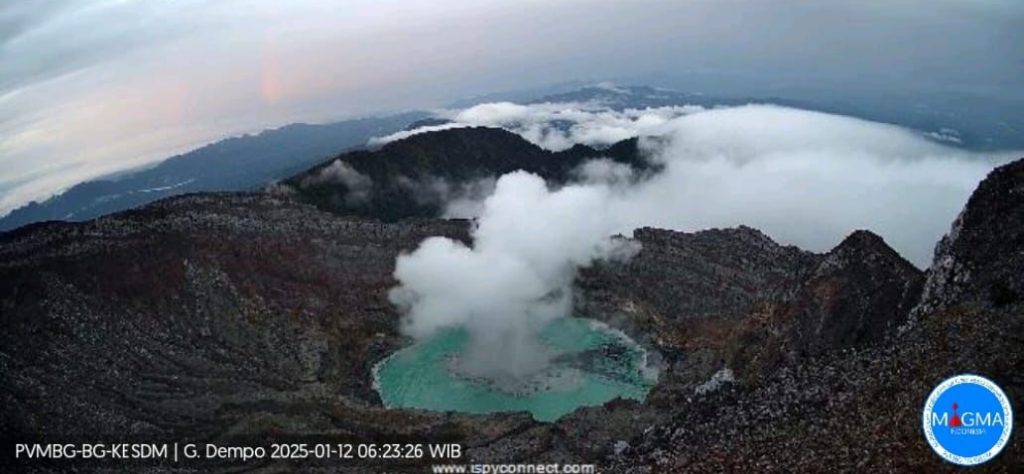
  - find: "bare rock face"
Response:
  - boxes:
[577,226,924,390]
[610,158,1024,473]
[785,230,924,357]
[0,194,476,442]
[1,152,1021,472]
[915,159,1024,316]
[580,226,816,324]
[0,190,933,455]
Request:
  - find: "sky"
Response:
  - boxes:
[1,0,1023,215]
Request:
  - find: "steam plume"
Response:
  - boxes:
[389,102,1017,381]
[390,172,636,382]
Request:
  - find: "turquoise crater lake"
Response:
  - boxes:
[374,317,658,422]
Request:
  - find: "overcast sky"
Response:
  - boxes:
[1,0,1022,214]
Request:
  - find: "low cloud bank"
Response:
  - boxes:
[371,102,703,151]
[386,102,1014,267]
[602,105,1010,267]
[389,102,1017,381]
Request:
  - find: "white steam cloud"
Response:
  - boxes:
[396,175,497,219]
[301,159,373,204]
[390,172,637,383]
[602,105,1013,268]
[389,102,1018,380]
[372,101,703,151]
[368,123,474,148]
[388,103,1015,267]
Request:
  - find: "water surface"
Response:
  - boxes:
[374,317,657,421]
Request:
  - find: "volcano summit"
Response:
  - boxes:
[1,111,1022,472]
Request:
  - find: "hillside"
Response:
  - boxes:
[0,113,427,232]
[283,126,649,221]
[1,125,1020,470]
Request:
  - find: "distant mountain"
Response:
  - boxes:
[531,84,706,109]
[531,84,1024,151]
[5,83,1019,233]
[533,84,843,116]
[283,126,650,221]
[0,112,428,232]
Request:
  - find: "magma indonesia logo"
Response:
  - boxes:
[922,374,1013,466]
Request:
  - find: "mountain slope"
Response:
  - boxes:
[608,158,1024,473]
[0,112,427,232]
[283,126,649,221]
[3,161,1019,470]
[6,82,1017,234]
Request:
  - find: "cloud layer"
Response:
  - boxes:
[398,103,1015,267]
[608,105,1011,267]
[3,0,1022,216]
[371,102,703,151]
[389,101,1016,380]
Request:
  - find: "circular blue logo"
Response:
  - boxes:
[922,374,1013,465]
